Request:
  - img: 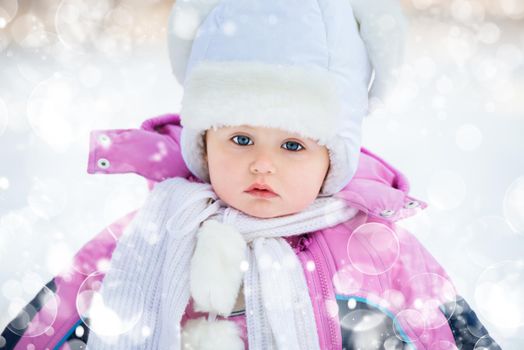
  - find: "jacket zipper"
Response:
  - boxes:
[298,233,340,349]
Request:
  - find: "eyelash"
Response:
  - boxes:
[231,135,305,152]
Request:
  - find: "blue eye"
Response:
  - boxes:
[282,141,304,152]
[231,135,253,146]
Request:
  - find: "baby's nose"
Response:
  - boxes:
[250,159,276,174]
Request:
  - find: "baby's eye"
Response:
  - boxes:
[231,135,253,146]
[282,141,304,152]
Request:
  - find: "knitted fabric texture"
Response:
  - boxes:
[86,177,358,349]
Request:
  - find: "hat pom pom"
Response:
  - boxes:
[181,317,244,350]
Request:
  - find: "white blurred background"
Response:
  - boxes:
[0,0,523,348]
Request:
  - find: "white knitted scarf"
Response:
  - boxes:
[87,177,358,349]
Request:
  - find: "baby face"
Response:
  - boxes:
[204,125,330,218]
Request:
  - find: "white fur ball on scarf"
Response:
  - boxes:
[182,219,247,349]
[181,317,244,350]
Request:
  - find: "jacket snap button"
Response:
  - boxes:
[98,134,111,146]
[97,158,110,169]
[379,209,395,218]
[404,200,420,209]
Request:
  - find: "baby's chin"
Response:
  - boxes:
[233,201,303,219]
[230,203,281,219]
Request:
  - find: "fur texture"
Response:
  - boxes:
[180,60,341,145]
[181,317,244,350]
[190,219,246,316]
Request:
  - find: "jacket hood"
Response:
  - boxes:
[88,113,427,223]
[337,146,427,222]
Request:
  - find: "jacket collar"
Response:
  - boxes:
[337,147,427,222]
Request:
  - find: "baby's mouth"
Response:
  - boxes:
[245,182,278,198]
[245,188,279,198]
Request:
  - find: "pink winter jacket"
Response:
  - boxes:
[2,114,501,350]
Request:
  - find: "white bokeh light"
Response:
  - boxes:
[411,0,434,10]
[21,272,44,296]
[471,56,499,84]
[490,78,516,103]
[325,299,339,318]
[0,29,10,52]
[392,308,426,344]
[103,179,149,223]
[4,283,58,337]
[503,176,524,234]
[55,0,115,51]
[396,210,433,240]
[27,177,68,220]
[446,28,477,65]
[474,260,524,330]
[171,5,200,41]
[0,0,19,27]
[408,273,457,329]
[462,216,524,269]
[477,22,501,44]
[46,241,74,275]
[496,44,523,72]
[500,0,524,19]
[77,271,145,337]
[26,74,95,152]
[333,265,364,295]
[222,20,237,36]
[0,210,34,239]
[0,98,7,136]
[306,260,315,271]
[415,56,436,80]
[78,64,102,88]
[10,13,46,47]
[450,0,473,22]
[26,75,76,151]
[427,170,467,210]
[455,123,483,151]
[2,279,23,302]
[429,340,458,350]
[0,177,9,191]
[15,33,66,84]
[436,75,454,94]
[346,223,400,275]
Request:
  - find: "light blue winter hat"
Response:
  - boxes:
[168,0,406,196]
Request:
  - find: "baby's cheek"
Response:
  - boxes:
[287,184,316,208]
[208,154,231,177]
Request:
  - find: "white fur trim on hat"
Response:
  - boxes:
[180,60,341,146]
[190,219,246,316]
